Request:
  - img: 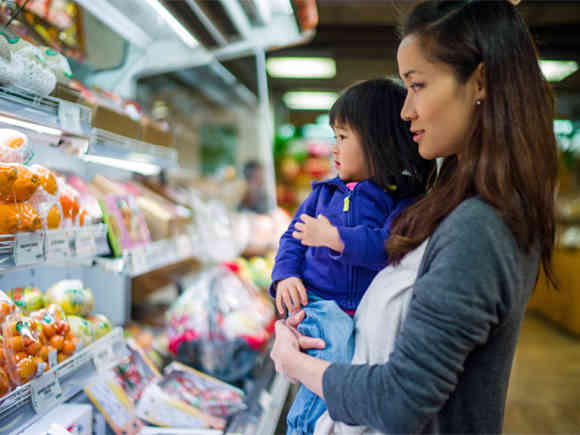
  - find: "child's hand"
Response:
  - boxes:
[293,214,344,252]
[276,277,308,315]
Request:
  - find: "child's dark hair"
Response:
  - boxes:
[329,78,435,197]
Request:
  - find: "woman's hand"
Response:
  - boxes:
[293,214,345,252]
[271,311,326,382]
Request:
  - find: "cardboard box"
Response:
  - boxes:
[92,105,143,140]
[143,124,174,148]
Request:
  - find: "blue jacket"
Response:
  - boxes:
[271,177,415,311]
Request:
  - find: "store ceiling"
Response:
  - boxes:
[142,1,580,120]
[264,1,580,95]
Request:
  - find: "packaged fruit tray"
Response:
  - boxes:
[0,327,126,435]
[0,223,108,269]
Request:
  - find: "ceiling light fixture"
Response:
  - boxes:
[267,57,336,79]
[283,91,338,110]
[143,0,199,48]
[0,114,62,136]
[81,154,161,176]
[539,60,579,82]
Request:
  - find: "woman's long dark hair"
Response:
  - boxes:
[387,0,558,285]
[329,78,436,197]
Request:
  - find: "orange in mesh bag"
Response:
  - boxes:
[0,163,19,197]
[31,304,76,368]
[0,164,40,202]
[0,202,42,234]
[28,165,62,230]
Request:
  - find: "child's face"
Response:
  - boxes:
[332,122,369,182]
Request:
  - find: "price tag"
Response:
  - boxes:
[45,229,70,263]
[31,371,62,414]
[93,341,115,372]
[15,232,44,266]
[58,100,82,135]
[74,228,97,258]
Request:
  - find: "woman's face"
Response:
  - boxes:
[397,34,485,160]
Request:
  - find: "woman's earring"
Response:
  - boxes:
[475,99,482,106]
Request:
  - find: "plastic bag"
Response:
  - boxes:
[2,313,46,385]
[6,287,45,315]
[0,130,31,164]
[31,304,76,367]
[0,164,39,203]
[166,266,275,383]
[45,279,94,317]
[28,165,62,230]
[160,361,246,419]
[0,202,42,234]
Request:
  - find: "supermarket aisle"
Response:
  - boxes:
[504,313,580,434]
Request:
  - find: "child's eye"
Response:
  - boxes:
[338,134,346,141]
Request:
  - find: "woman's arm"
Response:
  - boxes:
[272,199,534,433]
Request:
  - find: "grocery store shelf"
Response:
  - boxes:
[0,85,92,138]
[252,373,291,435]
[86,129,178,173]
[0,328,127,435]
[96,233,197,277]
[0,224,109,270]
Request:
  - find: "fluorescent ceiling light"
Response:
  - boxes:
[283,91,338,110]
[143,0,199,48]
[267,57,336,78]
[0,114,62,136]
[539,60,579,82]
[81,154,161,176]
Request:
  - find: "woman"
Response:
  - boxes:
[270,1,557,434]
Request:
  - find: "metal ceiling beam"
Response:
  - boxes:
[185,0,228,46]
[218,0,252,39]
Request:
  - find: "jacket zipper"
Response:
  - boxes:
[344,187,355,309]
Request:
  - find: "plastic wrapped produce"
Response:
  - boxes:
[0,130,31,164]
[8,38,56,96]
[31,304,76,367]
[0,202,42,234]
[166,266,275,382]
[39,47,72,84]
[0,164,39,203]
[6,287,45,314]
[58,179,80,227]
[28,165,62,230]
[85,314,111,340]
[45,280,94,317]
[2,313,47,385]
[66,315,96,349]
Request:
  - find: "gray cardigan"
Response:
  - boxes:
[322,198,540,434]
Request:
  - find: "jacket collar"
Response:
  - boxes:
[311,176,377,193]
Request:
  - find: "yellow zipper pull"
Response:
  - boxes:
[343,195,350,212]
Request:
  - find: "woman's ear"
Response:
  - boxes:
[473,63,486,102]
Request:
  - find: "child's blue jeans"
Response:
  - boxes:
[286,293,355,435]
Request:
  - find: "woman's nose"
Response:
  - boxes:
[401,94,416,121]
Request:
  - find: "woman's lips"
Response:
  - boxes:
[413,131,425,142]
[335,160,341,167]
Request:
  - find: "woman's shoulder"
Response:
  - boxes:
[439,197,508,235]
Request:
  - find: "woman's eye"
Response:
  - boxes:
[338,134,346,140]
[410,83,424,92]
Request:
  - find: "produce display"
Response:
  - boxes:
[0,130,102,235]
[0,283,112,398]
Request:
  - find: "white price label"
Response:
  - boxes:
[93,342,115,372]
[31,371,62,414]
[58,100,82,135]
[45,230,70,263]
[15,232,44,265]
[75,228,97,258]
